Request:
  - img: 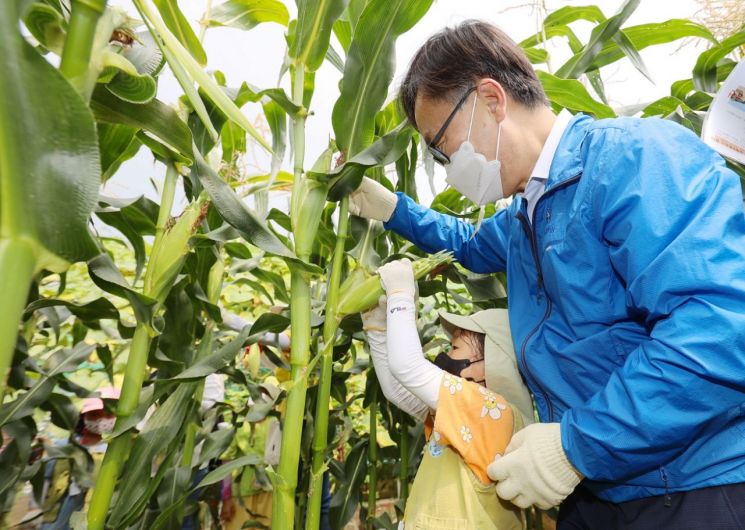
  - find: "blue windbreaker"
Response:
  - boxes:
[384,114,745,502]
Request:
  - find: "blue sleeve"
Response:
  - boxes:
[383,192,510,273]
[561,119,745,480]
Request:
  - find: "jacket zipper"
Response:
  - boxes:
[660,467,672,507]
[515,173,582,423]
[517,213,554,421]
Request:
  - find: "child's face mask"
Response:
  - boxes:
[433,352,485,385]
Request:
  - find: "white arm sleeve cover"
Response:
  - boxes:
[367,330,430,421]
[386,293,443,411]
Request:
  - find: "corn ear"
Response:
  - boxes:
[337,251,452,317]
[207,256,224,305]
[291,177,328,260]
[143,198,208,304]
[291,150,331,260]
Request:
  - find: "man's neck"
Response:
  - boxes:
[513,105,557,192]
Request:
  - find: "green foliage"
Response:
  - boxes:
[1,1,743,529]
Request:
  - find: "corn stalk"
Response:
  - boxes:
[59,0,108,100]
[366,384,379,530]
[271,62,313,530]
[306,197,349,529]
[87,166,206,529]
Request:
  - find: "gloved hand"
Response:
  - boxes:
[378,258,416,298]
[349,177,398,222]
[487,422,582,509]
[362,295,387,332]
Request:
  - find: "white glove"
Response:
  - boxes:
[200,373,226,413]
[361,295,387,332]
[349,176,398,222]
[487,422,582,509]
[378,258,416,298]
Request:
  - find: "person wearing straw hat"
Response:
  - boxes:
[362,258,539,529]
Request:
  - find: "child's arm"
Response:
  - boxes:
[363,297,430,421]
[376,258,445,410]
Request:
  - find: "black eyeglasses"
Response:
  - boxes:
[427,86,476,166]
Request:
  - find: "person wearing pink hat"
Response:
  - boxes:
[40,387,120,530]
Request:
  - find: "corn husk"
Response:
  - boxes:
[143,199,208,304]
[337,251,452,317]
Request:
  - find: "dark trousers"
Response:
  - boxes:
[557,482,745,530]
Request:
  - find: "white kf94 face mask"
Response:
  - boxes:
[444,92,504,207]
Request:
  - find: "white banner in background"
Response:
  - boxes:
[702,59,745,165]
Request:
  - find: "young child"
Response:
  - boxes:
[362,258,534,529]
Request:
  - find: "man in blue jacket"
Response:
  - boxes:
[349,20,745,529]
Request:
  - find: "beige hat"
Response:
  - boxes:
[438,308,534,424]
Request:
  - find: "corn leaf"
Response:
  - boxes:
[154,0,207,65]
[90,86,194,163]
[555,0,640,79]
[108,384,196,527]
[290,0,349,72]
[331,0,433,157]
[96,194,159,280]
[196,454,262,488]
[100,49,158,103]
[536,71,615,119]
[135,0,271,151]
[693,30,745,92]
[98,123,141,181]
[318,123,413,201]
[0,1,100,269]
[208,0,289,32]
[329,439,368,530]
[23,2,66,54]
[543,5,605,27]
[590,20,716,71]
[87,253,157,325]
[672,60,736,100]
[0,343,95,426]
[170,325,253,381]
[191,149,296,260]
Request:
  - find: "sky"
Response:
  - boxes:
[104,0,707,213]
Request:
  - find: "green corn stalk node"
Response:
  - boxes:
[337,252,453,317]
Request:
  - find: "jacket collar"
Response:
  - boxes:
[543,113,595,192]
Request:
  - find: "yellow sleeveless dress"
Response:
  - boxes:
[403,374,526,530]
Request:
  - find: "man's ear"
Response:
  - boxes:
[475,78,507,122]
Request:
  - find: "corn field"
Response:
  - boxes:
[1,0,744,529]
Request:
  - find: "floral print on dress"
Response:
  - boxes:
[442,373,464,395]
[428,430,444,457]
[426,373,516,485]
[479,386,508,420]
